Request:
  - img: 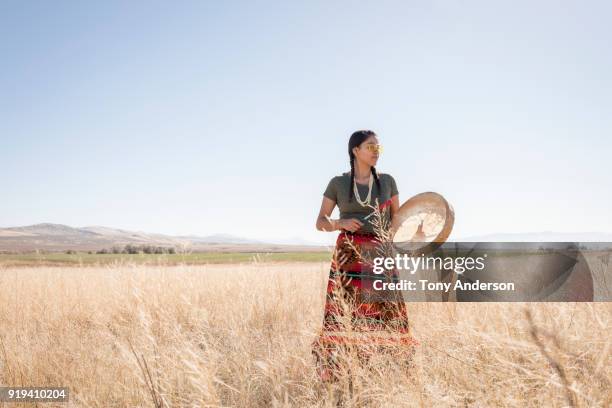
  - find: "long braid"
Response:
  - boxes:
[371,166,382,200]
[348,156,355,202]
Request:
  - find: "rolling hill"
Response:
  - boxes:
[0,223,325,252]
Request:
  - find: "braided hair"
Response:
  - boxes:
[348,130,382,203]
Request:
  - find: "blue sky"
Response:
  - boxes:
[1,1,611,244]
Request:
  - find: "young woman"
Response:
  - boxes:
[312,130,416,382]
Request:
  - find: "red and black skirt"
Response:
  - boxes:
[312,230,417,380]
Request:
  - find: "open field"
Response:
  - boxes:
[0,252,331,267]
[0,262,610,407]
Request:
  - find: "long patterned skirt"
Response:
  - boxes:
[312,231,417,381]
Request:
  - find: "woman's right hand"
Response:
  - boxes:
[337,218,364,232]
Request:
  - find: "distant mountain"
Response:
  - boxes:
[4,224,610,253]
[81,225,178,244]
[0,223,326,252]
[5,223,100,237]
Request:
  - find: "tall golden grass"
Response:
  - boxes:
[0,262,610,407]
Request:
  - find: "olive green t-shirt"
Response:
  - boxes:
[323,172,399,234]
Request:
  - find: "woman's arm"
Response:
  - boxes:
[316,197,338,231]
[316,197,363,232]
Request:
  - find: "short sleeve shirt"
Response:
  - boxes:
[323,172,399,234]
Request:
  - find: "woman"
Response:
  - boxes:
[313,130,416,382]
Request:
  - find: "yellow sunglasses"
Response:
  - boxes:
[363,144,384,153]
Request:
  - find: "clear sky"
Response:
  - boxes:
[1,1,611,245]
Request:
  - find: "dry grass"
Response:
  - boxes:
[0,262,610,407]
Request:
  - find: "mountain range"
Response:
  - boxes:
[1,223,610,253]
[0,223,326,252]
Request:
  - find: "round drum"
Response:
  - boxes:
[392,192,455,255]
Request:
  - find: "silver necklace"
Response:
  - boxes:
[353,173,373,207]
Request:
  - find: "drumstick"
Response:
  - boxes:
[364,211,375,220]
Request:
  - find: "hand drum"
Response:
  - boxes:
[392,192,454,255]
